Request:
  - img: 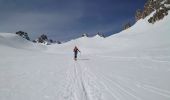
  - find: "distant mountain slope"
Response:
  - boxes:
[46,11,170,55]
[0,33,47,51]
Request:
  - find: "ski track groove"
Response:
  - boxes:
[77,61,103,100]
[93,55,170,63]
[58,58,170,100]
[75,62,89,100]
[96,68,170,99]
[60,60,104,100]
[90,55,170,98]
[79,60,145,100]
[114,75,170,98]
[91,67,143,100]
[79,62,121,100]
[54,61,74,100]
[59,60,79,100]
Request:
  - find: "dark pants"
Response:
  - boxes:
[74,52,78,59]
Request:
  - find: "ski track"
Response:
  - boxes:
[59,60,103,100]
[94,67,170,100]
[77,61,120,100]
[84,55,170,100]
[93,55,170,63]
[122,77,170,99]
[57,57,170,100]
[92,68,143,100]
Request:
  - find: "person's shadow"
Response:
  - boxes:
[77,58,90,61]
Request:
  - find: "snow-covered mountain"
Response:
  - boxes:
[0,9,170,100]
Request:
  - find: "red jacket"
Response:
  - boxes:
[73,47,80,52]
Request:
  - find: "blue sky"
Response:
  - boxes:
[0,0,147,41]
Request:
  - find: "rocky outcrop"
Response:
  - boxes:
[135,0,170,23]
[148,6,169,23]
[16,31,30,41]
[82,33,89,37]
[96,32,105,38]
[33,34,60,45]
[123,22,131,30]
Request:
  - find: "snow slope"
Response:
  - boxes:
[0,13,170,100]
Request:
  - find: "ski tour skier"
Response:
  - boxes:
[73,46,81,60]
